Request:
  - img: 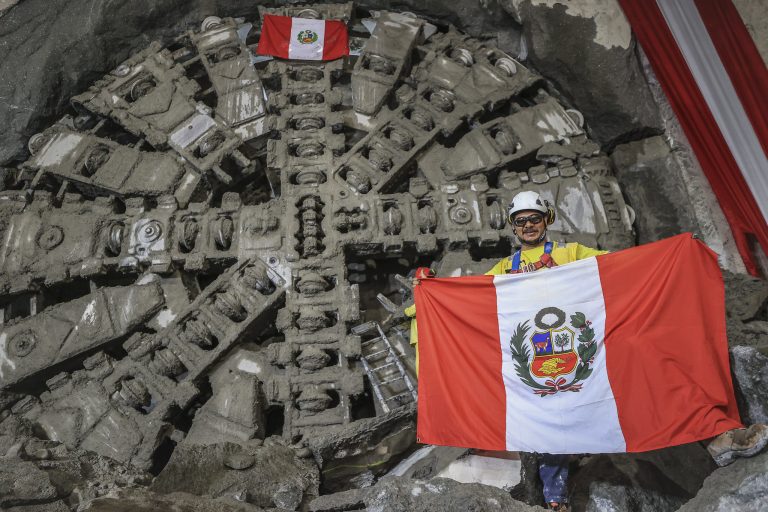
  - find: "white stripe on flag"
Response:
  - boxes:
[288,18,326,60]
[493,257,626,453]
[657,0,768,224]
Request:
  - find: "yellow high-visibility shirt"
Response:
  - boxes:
[408,242,607,374]
[485,242,608,275]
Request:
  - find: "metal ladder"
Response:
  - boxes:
[353,321,417,414]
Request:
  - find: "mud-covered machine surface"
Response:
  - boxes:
[0,2,636,507]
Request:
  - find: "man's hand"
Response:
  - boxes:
[412,267,435,285]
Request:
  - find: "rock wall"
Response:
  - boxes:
[499,0,663,149]
[0,0,525,167]
[733,0,768,66]
[628,47,747,273]
[0,0,266,166]
[610,136,699,245]
[0,0,19,16]
[495,0,747,272]
[0,1,767,512]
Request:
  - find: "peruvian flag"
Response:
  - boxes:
[257,14,349,61]
[415,234,742,453]
[619,0,768,276]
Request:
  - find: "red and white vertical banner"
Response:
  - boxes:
[618,0,768,276]
[415,235,742,453]
[257,14,349,61]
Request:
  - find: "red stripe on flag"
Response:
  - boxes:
[415,275,507,450]
[695,0,768,161]
[321,20,349,60]
[598,234,742,452]
[618,0,768,276]
[257,14,291,59]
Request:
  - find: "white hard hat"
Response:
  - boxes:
[508,191,556,225]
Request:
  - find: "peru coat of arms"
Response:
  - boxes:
[510,307,597,396]
[297,29,319,45]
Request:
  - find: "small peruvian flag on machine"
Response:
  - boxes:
[415,234,743,454]
[257,14,349,61]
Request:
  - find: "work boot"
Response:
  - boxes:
[706,424,768,467]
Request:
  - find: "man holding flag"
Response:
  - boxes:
[413,191,768,511]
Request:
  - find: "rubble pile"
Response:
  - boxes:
[0,2,766,512]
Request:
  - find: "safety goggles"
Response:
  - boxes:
[512,214,544,227]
